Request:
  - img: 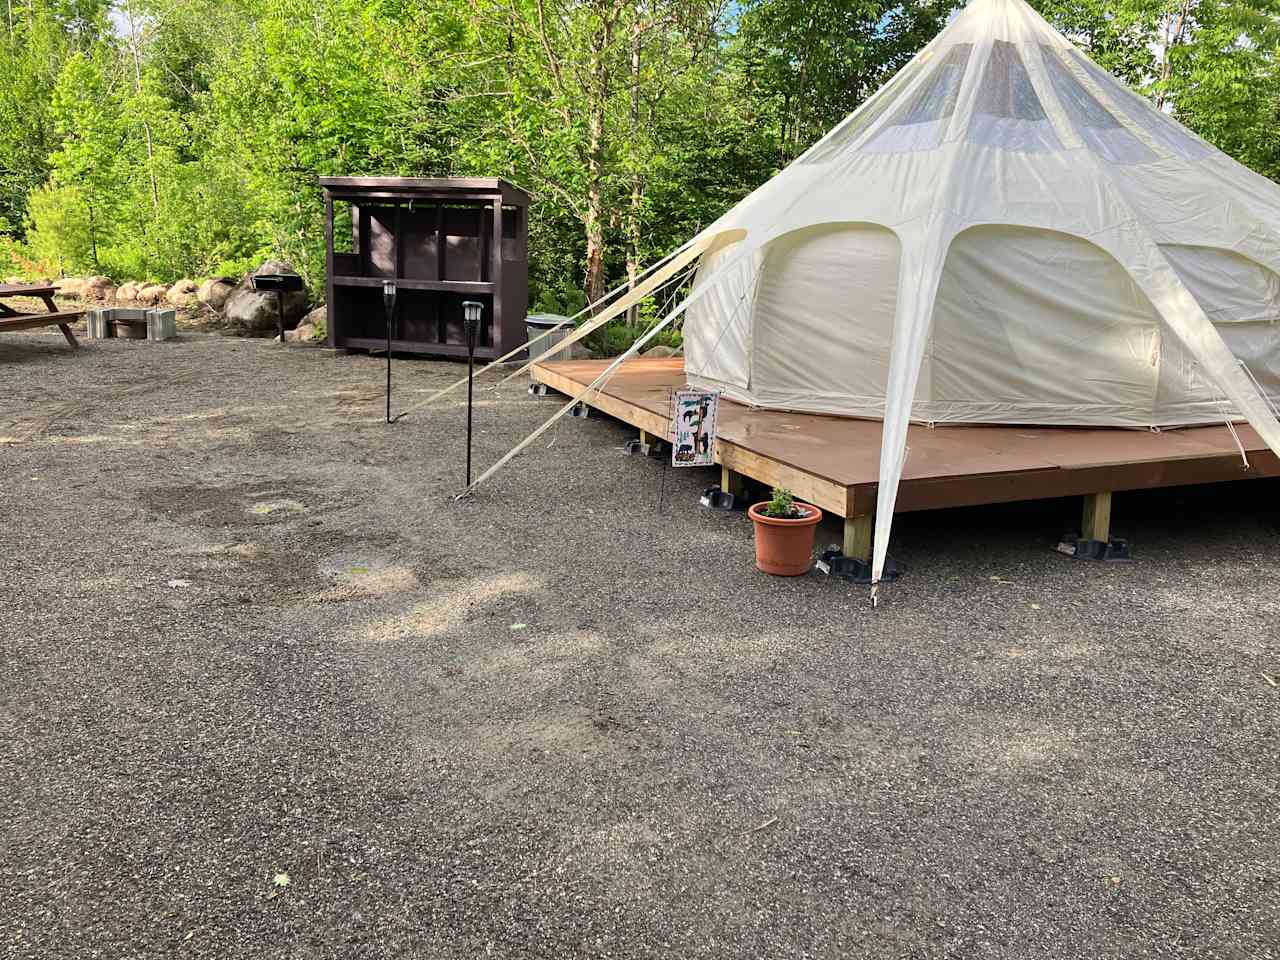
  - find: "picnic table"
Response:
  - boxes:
[0,283,83,349]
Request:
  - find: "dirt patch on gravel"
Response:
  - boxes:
[140,479,322,528]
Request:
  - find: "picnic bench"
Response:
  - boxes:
[0,283,83,349]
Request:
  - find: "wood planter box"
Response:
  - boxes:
[319,177,531,360]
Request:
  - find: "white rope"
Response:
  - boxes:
[1239,359,1280,421]
[457,248,753,496]
[490,243,707,390]
[493,260,696,393]
[1219,398,1250,469]
[393,235,704,419]
[456,304,686,498]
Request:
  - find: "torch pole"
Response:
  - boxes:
[383,282,397,425]
[466,328,476,486]
[462,301,482,487]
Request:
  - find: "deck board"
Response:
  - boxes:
[531,358,1280,518]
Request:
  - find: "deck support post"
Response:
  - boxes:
[1082,491,1112,543]
[843,513,874,563]
[721,465,749,502]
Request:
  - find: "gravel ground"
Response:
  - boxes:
[2,329,1278,959]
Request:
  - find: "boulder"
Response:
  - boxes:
[299,304,325,338]
[137,284,168,306]
[197,277,236,311]
[642,344,680,359]
[167,278,198,306]
[55,277,85,300]
[117,281,143,302]
[81,276,116,303]
[284,322,319,343]
[222,261,309,336]
[560,338,594,360]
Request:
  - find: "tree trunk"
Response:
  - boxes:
[88,200,98,270]
[625,15,643,328]
[582,19,612,315]
[1155,0,1192,111]
[124,1,160,214]
[584,107,607,311]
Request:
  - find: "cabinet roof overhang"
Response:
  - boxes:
[319,176,531,206]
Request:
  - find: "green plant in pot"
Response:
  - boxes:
[748,486,822,576]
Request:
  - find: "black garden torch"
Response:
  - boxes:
[383,281,397,424]
[461,300,483,486]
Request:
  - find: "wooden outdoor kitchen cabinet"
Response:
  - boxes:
[319,177,531,359]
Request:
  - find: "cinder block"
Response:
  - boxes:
[147,309,176,341]
[86,309,114,339]
[86,307,177,341]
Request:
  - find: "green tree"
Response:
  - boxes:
[0,0,110,237]
[732,0,964,163]
[43,49,123,270]
[1031,0,1280,178]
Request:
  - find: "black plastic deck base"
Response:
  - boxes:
[1055,536,1132,561]
[625,436,666,458]
[699,484,740,511]
[815,547,905,583]
[528,382,550,397]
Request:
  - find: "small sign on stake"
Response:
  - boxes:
[671,388,719,468]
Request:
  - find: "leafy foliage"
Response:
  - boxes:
[761,486,803,519]
[2,0,1278,309]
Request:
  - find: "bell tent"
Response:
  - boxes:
[455,0,1280,590]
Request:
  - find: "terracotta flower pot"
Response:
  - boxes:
[748,501,822,576]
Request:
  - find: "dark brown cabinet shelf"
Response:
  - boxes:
[320,177,531,360]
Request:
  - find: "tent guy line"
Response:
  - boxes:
[388,232,706,421]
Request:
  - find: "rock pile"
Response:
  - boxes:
[197,277,236,311]
[48,263,323,342]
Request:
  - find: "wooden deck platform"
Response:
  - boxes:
[531,357,1280,560]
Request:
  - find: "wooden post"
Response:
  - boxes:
[843,513,874,562]
[721,465,749,500]
[491,199,504,353]
[323,192,335,348]
[1082,491,1112,542]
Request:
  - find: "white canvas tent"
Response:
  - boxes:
[468,0,1280,591]
[679,0,1280,586]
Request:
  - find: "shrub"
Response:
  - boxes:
[761,487,804,519]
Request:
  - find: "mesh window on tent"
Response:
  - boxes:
[968,40,1061,152]
[862,44,973,153]
[1068,49,1213,161]
[1040,45,1157,164]
[802,54,928,165]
